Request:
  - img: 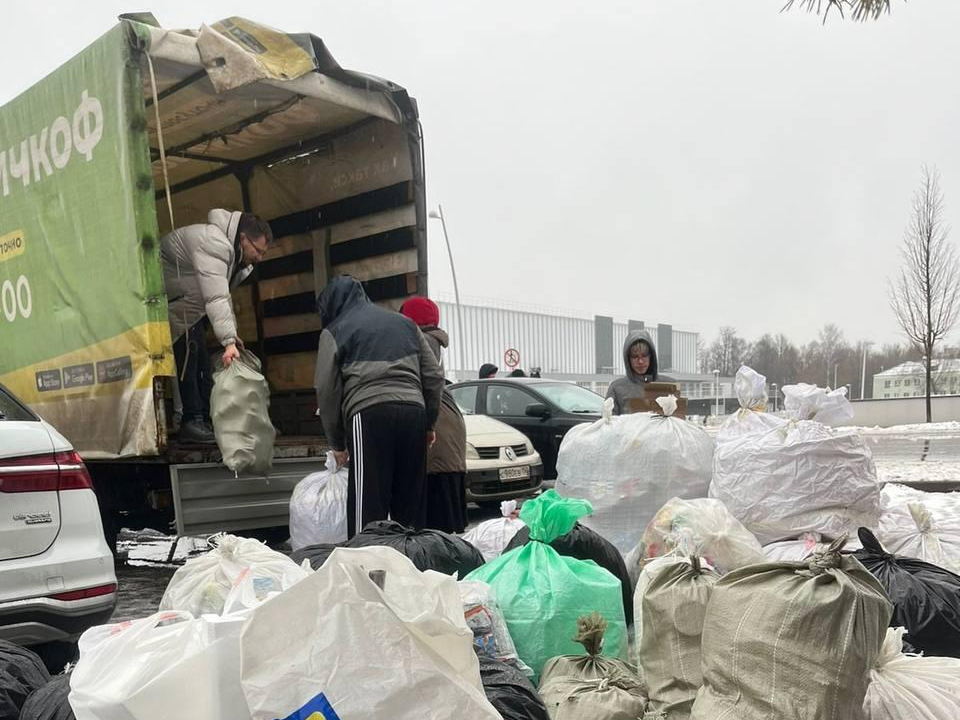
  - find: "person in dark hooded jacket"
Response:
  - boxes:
[401,297,468,533]
[479,363,499,379]
[605,329,673,415]
[314,276,444,537]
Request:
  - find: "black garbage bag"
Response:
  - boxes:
[478,656,550,720]
[291,521,485,576]
[18,674,75,720]
[855,527,960,657]
[0,641,49,720]
[505,522,634,625]
[290,542,339,570]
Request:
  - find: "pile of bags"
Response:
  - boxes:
[61,362,960,720]
[465,491,628,680]
[711,366,881,544]
[555,396,715,552]
[69,546,504,720]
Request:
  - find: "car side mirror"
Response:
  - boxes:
[525,403,551,419]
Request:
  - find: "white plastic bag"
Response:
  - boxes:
[878,484,960,573]
[461,500,526,561]
[289,451,349,551]
[864,627,960,720]
[782,382,855,425]
[159,534,310,616]
[556,398,715,553]
[761,533,824,562]
[711,419,880,544]
[458,580,532,676]
[761,532,862,562]
[239,546,499,720]
[69,612,251,720]
[635,496,765,575]
[717,366,784,444]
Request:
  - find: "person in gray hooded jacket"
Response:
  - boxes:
[605,329,673,415]
[161,209,272,442]
[314,275,444,537]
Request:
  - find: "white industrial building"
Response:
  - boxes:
[434,298,703,394]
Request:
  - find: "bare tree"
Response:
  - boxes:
[773,334,800,386]
[696,338,708,374]
[708,326,748,377]
[817,323,848,387]
[782,0,894,22]
[889,166,960,422]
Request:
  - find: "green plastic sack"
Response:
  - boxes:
[211,349,276,474]
[465,491,628,680]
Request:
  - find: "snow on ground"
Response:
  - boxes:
[874,459,960,486]
[850,421,960,435]
[117,528,210,567]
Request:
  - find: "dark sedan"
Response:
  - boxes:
[448,379,603,479]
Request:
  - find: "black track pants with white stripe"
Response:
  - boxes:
[345,401,428,538]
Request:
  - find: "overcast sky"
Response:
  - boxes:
[3,1,957,348]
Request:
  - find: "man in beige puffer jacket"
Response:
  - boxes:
[161,209,272,442]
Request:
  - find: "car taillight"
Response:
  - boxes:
[0,453,60,492]
[55,450,94,490]
[48,583,117,601]
[0,450,93,492]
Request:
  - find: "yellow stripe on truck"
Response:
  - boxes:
[0,321,174,405]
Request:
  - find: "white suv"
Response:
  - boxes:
[0,384,116,668]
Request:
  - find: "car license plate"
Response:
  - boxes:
[499,466,530,482]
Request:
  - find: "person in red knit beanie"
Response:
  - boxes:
[401,297,468,533]
[401,295,440,328]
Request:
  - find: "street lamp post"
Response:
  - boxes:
[772,383,778,412]
[428,205,466,380]
[860,341,873,400]
[712,369,720,417]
